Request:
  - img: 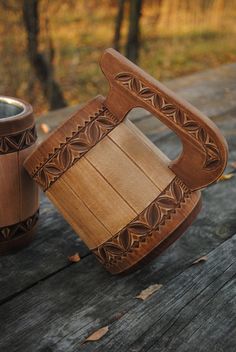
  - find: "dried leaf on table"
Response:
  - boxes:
[84,326,109,342]
[136,283,163,301]
[68,253,80,263]
[217,173,234,182]
[40,123,50,134]
[192,255,208,265]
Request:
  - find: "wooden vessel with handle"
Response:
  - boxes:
[24,49,228,274]
[0,96,39,255]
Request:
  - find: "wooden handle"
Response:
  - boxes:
[100,48,228,191]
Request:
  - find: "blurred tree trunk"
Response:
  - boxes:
[22,0,67,110]
[125,0,143,63]
[113,0,125,51]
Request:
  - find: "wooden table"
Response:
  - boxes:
[1,63,236,352]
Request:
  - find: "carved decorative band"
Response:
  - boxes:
[0,210,39,242]
[93,177,191,273]
[115,73,221,170]
[32,107,119,191]
[0,125,37,155]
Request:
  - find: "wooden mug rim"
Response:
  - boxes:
[0,96,32,121]
[0,96,34,136]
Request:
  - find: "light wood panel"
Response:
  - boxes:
[85,137,160,213]
[60,157,137,244]
[0,153,20,227]
[47,177,112,249]
[19,145,39,221]
[109,119,175,191]
[125,119,170,163]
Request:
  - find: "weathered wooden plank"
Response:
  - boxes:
[166,63,236,118]
[91,243,236,352]
[1,62,236,308]
[0,195,89,303]
[0,232,235,352]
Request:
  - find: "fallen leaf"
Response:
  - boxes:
[40,123,50,134]
[85,326,109,342]
[68,253,80,263]
[218,173,234,182]
[230,161,236,169]
[136,283,163,301]
[192,255,208,265]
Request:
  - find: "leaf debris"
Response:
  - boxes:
[136,283,163,301]
[68,253,81,263]
[84,326,109,342]
[40,123,50,134]
[218,173,234,182]
[192,255,208,265]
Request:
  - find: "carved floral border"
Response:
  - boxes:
[0,125,37,155]
[32,107,119,191]
[0,209,39,242]
[115,72,221,170]
[93,177,191,273]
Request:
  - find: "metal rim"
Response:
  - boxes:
[0,96,32,121]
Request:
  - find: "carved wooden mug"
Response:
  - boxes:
[0,96,39,255]
[24,49,228,274]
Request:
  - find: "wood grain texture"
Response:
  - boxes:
[58,157,136,246]
[109,119,175,191]
[0,195,89,302]
[85,136,160,213]
[19,145,39,221]
[0,231,235,352]
[86,236,236,352]
[0,153,20,227]
[46,176,112,249]
[0,65,234,351]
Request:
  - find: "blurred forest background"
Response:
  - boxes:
[0,0,236,115]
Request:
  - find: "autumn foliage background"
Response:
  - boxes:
[0,0,236,115]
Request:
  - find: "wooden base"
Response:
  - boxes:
[0,228,37,256]
[93,182,201,274]
[121,195,202,275]
[0,210,39,256]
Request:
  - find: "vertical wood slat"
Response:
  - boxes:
[108,119,175,191]
[85,136,161,213]
[19,145,39,221]
[61,157,136,245]
[46,177,112,249]
[48,122,174,249]
[0,147,39,228]
[0,153,20,227]
[125,119,171,164]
